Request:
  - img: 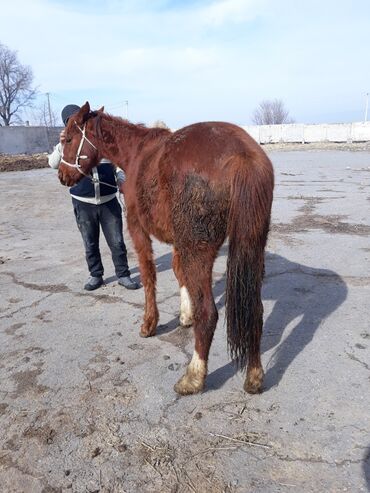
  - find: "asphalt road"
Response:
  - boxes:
[0,149,369,492]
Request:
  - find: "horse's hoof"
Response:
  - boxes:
[139,323,156,338]
[244,367,264,394]
[139,329,156,338]
[174,373,205,395]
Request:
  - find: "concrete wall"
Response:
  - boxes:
[0,126,63,155]
[242,122,370,144]
[1,122,370,155]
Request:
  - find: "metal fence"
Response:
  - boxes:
[242,122,370,144]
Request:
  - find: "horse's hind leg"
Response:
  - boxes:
[174,249,218,395]
[172,248,193,327]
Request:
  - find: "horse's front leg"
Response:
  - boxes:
[127,215,158,337]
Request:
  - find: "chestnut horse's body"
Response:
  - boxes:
[59,103,274,395]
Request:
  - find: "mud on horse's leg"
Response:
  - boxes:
[174,251,218,395]
[127,216,158,337]
[172,248,193,327]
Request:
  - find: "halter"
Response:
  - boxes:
[60,121,97,177]
[60,121,117,189]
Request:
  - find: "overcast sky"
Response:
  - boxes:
[2,0,369,127]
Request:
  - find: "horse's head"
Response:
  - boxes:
[58,102,102,187]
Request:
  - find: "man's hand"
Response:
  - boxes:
[60,129,66,145]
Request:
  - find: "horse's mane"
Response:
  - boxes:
[94,112,171,143]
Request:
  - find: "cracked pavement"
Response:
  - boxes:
[0,150,369,492]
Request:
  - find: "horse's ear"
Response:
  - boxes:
[74,102,90,125]
[97,106,104,113]
[80,101,90,115]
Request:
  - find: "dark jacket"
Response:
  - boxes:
[70,162,118,198]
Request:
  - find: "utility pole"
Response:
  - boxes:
[124,100,129,120]
[46,92,52,126]
[365,93,369,122]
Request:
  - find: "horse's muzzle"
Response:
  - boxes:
[58,167,78,187]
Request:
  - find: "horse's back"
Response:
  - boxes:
[164,121,269,178]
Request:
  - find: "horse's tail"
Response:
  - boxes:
[226,151,274,368]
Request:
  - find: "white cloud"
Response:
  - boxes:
[199,0,264,26]
[1,0,370,126]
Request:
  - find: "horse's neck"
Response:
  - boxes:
[99,118,155,171]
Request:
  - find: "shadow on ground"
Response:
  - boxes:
[150,249,348,392]
[364,446,370,491]
[104,249,176,286]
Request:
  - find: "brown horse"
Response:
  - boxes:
[58,102,274,395]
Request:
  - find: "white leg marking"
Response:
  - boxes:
[188,350,206,376]
[180,286,193,326]
[174,350,207,394]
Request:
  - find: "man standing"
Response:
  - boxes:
[49,104,139,291]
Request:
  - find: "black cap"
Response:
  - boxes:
[61,104,81,126]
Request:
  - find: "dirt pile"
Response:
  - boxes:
[0,154,48,172]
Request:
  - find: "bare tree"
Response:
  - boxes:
[252,99,294,125]
[0,42,37,126]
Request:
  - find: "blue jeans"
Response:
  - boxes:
[72,197,130,278]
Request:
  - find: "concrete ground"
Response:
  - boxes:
[0,149,369,493]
